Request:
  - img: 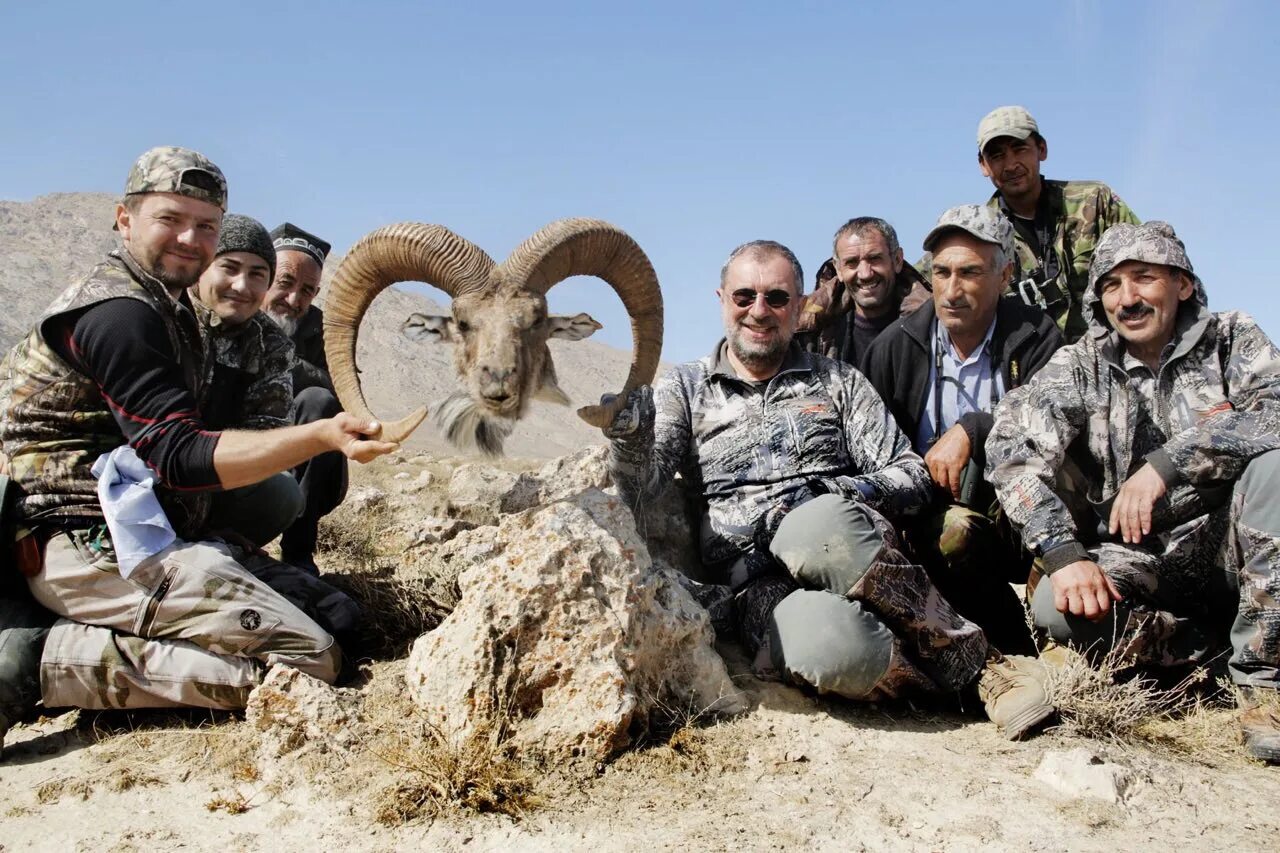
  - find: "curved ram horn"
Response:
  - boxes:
[323,223,495,443]
[501,218,663,429]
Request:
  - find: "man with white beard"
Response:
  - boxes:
[264,223,346,573]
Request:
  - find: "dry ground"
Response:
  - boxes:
[2,456,1278,852]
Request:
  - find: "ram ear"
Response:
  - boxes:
[533,357,571,405]
[547,312,602,341]
[402,313,457,343]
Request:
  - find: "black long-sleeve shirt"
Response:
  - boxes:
[47,296,221,490]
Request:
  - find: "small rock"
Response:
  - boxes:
[447,464,540,524]
[245,665,364,761]
[393,471,411,481]
[1033,748,1134,803]
[345,487,387,512]
[410,515,475,547]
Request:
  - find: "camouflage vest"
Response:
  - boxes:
[0,250,210,536]
[988,178,1139,344]
[192,299,294,431]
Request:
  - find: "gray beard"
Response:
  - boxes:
[268,312,300,337]
[727,327,789,372]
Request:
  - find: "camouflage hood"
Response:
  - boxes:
[1083,221,1209,344]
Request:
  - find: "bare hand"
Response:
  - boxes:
[327,414,400,463]
[1108,463,1167,544]
[1051,559,1122,621]
[924,424,972,500]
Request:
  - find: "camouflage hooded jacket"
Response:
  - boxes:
[611,341,933,571]
[986,230,1280,573]
[988,178,1139,343]
[193,300,295,430]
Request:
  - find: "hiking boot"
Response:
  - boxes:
[978,653,1055,740]
[1239,688,1280,764]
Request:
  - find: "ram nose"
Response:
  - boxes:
[478,366,519,407]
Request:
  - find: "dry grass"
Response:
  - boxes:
[369,716,540,826]
[323,565,454,659]
[1041,645,1267,767]
[317,500,395,570]
[1046,646,1205,742]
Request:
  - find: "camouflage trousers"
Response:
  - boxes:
[29,528,356,710]
[738,495,989,701]
[1032,449,1280,688]
[903,502,1037,656]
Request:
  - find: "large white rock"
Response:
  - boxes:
[405,489,745,762]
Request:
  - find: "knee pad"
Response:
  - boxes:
[1239,450,1280,532]
[770,495,884,594]
[768,590,894,700]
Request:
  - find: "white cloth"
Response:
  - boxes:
[91,446,177,578]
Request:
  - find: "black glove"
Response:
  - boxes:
[601,386,655,440]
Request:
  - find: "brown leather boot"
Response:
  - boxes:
[978,653,1056,740]
[1239,687,1280,764]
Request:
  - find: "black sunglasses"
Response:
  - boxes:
[729,288,791,308]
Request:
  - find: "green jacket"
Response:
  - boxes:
[988,178,1139,343]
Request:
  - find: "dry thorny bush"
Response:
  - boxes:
[1044,644,1256,765]
[316,499,455,658]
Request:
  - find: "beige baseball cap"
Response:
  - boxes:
[977,106,1038,153]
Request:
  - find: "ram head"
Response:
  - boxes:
[322,218,663,454]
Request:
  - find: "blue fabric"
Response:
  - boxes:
[91,446,178,577]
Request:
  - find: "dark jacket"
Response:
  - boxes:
[796,260,929,366]
[862,295,1063,468]
[291,305,332,392]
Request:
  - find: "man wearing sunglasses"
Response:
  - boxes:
[863,205,1063,657]
[605,240,1055,739]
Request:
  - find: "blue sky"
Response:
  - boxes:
[3,1,1277,366]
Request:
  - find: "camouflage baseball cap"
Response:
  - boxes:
[922,204,1015,261]
[977,105,1038,153]
[123,146,227,210]
[1088,221,1195,291]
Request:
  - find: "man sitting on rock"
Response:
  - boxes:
[261,223,347,573]
[0,147,396,712]
[188,213,359,639]
[605,239,1055,738]
[987,221,1280,761]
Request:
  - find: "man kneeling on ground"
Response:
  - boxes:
[0,147,396,712]
[605,239,1055,739]
[188,213,359,641]
[987,220,1280,762]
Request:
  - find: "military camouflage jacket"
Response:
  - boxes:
[988,178,1139,343]
[611,341,932,570]
[795,259,929,366]
[0,251,210,535]
[987,274,1280,571]
[193,300,295,431]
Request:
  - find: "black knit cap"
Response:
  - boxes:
[269,222,331,268]
[216,214,277,279]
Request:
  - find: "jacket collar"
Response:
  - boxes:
[708,338,811,382]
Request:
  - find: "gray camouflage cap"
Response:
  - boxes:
[124,146,227,210]
[1089,221,1195,291]
[977,105,1038,153]
[922,204,1015,261]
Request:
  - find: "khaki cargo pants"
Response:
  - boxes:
[29,529,342,710]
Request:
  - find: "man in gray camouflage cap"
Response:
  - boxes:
[987,220,1280,761]
[976,105,1140,343]
[863,206,1062,656]
[605,238,1056,739]
[0,147,395,728]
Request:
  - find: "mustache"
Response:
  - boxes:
[1118,303,1155,322]
[941,299,969,310]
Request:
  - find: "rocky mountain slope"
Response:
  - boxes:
[0,193,654,458]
